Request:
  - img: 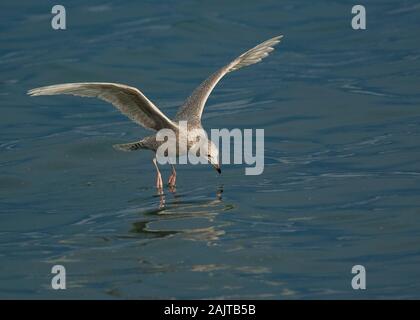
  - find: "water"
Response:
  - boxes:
[1,0,420,299]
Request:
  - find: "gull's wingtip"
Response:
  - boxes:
[228,34,285,72]
[27,87,42,96]
[270,34,284,44]
[27,85,63,97]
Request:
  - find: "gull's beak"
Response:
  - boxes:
[209,156,221,174]
[213,164,221,174]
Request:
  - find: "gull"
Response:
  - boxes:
[28,35,283,190]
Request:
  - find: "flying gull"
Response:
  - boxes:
[28,35,283,190]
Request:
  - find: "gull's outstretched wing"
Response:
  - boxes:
[28,82,177,131]
[175,35,283,124]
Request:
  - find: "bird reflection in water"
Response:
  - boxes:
[130,185,231,244]
[157,184,223,209]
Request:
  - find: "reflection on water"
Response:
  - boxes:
[129,185,228,243]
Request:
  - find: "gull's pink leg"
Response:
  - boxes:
[153,158,163,190]
[168,164,177,188]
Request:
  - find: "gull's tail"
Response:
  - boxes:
[227,35,283,72]
[113,141,145,152]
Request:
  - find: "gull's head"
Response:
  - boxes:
[207,140,220,174]
[189,131,220,174]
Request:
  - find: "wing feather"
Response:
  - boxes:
[175,35,283,123]
[28,82,177,131]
